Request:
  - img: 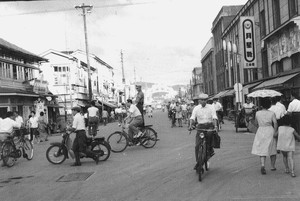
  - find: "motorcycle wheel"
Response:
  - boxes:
[46,145,67,165]
[91,141,111,161]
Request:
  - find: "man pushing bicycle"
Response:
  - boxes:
[189,93,218,170]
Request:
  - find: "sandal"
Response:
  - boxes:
[285,169,290,174]
[261,167,266,175]
[271,168,277,171]
[291,172,296,177]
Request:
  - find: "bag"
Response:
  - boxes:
[212,132,221,148]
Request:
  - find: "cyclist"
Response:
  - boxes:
[189,93,218,170]
[68,106,99,166]
[124,99,144,141]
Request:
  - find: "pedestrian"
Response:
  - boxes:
[14,111,25,136]
[135,84,145,125]
[115,105,122,126]
[102,108,109,126]
[242,98,256,127]
[147,105,153,118]
[67,106,99,166]
[277,115,300,177]
[251,98,278,175]
[87,101,99,136]
[37,112,48,142]
[110,110,115,122]
[269,97,285,126]
[181,101,188,124]
[286,91,300,114]
[175,102,182,127]
[169,100,176,127]
[29,111,40,143]
[212,98,224,128]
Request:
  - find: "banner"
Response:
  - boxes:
[240,16,257,69]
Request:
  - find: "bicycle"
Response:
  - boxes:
[1,129,34,167]
[189,128,217,182]
[107,121,158,153]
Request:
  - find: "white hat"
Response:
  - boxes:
[198,93,209,100]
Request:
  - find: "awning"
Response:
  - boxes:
[253,73,299,90]
[210,90,230,100]
[0,87,39,97]
[221,89,235,97]
[97,99,117,108]
[243,82,262,94]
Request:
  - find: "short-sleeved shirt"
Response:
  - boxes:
[0,118,20,133]
[102,110,108,118]
[181,104,187,111]
[269,105,285,120]
[287,99,300,112]
[276,102,286,112]
[190,104,217,124]
[213,102,223,111]
[129,104,142,117]
[115,108,122,114]
[15,116,24,126]
[88,106,99,117]
[29,116,39,128]
[72,113,86,131]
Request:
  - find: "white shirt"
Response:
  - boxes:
[115,108,122,114]
[88,106,99,117]
[190,104,217,124]
[243,102,254,109]
[213,102,223,111]
[276,102,286,112]
[72,113,86,131]
[170,103,176,109]
[29,116,39,128]
[0,118,21,133]
[269,105,285,120]
[181,104,187,111]
[15,116,24,126]
[128,104,141,117]
[287,99,300,112]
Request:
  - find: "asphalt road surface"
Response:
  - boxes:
[1,110,300,201]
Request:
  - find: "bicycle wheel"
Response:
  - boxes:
[91,141,111,161]
[23,139,33,160]
[2,142,17,167]
[107,131,128,153]
[46,145,67,164]
[141,127,157,148]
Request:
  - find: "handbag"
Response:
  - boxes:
[212,132,221,149]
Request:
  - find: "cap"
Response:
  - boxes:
[71,106,81,112]
[198,93,209,100]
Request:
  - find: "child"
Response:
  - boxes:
[277,115,300,177]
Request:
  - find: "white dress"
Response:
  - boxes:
[277,126,296,152]
[251,110,277,156]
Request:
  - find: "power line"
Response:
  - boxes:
[0,1,155,17]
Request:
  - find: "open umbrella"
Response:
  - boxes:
[247,89,282,98]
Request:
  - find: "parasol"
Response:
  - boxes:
[247,89,282,98]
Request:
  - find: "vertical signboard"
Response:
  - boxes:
[240,16,257,69]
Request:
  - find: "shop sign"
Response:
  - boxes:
[32,79,49,94]
[240,16,257,69]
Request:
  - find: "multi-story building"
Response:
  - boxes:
[221,0,300,108]
[0,38,59,123]
[212,5,244,93]
[201,38,215,96]
[190,67,204,103]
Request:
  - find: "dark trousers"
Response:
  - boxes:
[72,130,96,164]
[195,123,214,162]
[136,103,144,126]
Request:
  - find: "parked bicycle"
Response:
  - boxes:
[107,121,158,153]
[189,128,217,181]
[46,131,111,165]
[1,129,34,167]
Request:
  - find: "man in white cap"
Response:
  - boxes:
[189,93,218,170]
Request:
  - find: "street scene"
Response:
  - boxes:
[1,0,300,201]
[0,111,299,201]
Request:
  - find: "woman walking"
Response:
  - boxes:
[251,98,278,175]
[175,102,183,127]
[38,112,48,142]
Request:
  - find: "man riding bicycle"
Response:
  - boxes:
[0,111,21,141]
[189,93,218,170]
[124,99,144,142]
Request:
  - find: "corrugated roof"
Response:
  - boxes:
[0,38,47,62]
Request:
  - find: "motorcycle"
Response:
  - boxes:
[46,131,111,165]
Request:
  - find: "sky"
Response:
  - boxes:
[0,0,248,86]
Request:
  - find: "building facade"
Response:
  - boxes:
[201,38,215,96]
[190,67,204,102]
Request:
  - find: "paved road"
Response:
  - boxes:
[1,110,300,201]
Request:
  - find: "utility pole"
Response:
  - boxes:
[75,3,93,102]
[121,50,126,101]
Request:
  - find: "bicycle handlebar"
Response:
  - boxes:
[188,128,217,135]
